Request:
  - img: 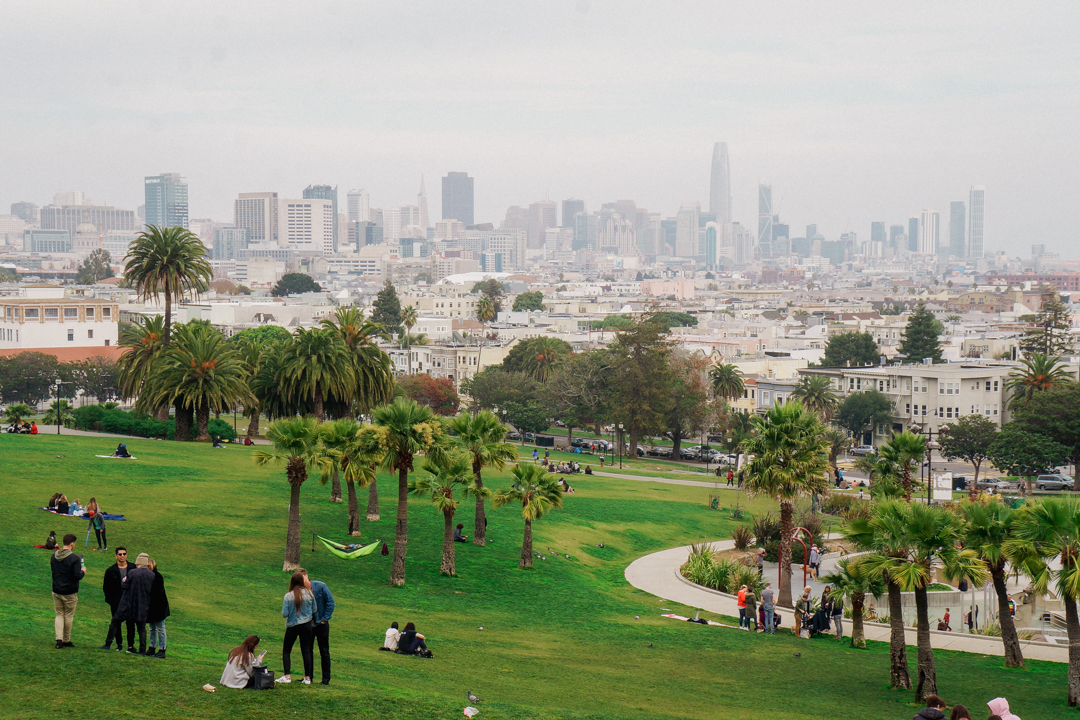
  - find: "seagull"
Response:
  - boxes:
[647,643,653,648]
[478,626,484,631]
[564,554,569,558]
[635,615,640,619]
[467,691,484,703]
[597,543,605,548]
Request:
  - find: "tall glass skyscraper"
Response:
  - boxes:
[303,185,338,251]
[757,184,773,247]
[442,172,474,225]
[949,201,966,259]
[908,217,919,253]
[144,173,188,229]
[709,142,731,223]
[967,186,985,259]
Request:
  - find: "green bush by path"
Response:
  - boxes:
[2,433,1073,719]
[73,405,176,440]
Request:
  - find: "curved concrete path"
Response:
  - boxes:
[625,540,1068,663]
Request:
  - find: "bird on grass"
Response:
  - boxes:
[634,615,640,619]
[793,653,801,659]
[647,643,653,648]
[477,626,484,631]
[596,543,605,548]
[467,691,484,703]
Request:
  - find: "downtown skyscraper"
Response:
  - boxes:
[303,185,338,251]
[709,142,731,223]
[949,201,966,259]
[144,173,188,229]
[968,186,985,259]
[758,184,773,247]
[442,172,474,226]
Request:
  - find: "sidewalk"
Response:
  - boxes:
[624,540,1067,663]
[29,426,270,444]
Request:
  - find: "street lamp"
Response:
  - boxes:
[618,423,624,469]
[54,380,71,435]
[911,422,947,504]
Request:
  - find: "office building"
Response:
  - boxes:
[387,206,421,242]
[417,176,430,229]
[54,190,90,207]
[871,222,886,252]
[705,222,719,266]
[949,201,966,259]
[527,201,557,249]
[11,202,39,224]
[573,212,597,251]
[23,229,71,253]
[597,214,637,256]
[234,192,279,245]
[144,173,189,229]
[40,205,136,236]
[908,217,920,253]
[442,172,474,225]
[675,202,700,258]
[709,142,732,224]
[347,189,369,223]
[213,227,249,261]
[919,210,939,255]
[1032,244,1047,258]
[758,185,773,248]
[890,225,905,251]
[562,199,585,227]
[279,199,335,254]
[968,186,985,259]
[303,185,338,251]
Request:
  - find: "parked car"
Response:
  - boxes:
[524,432,535,442]
[679,448,699,461]
[982,479,1015,492]
[507,431,521,440]
[1036,474,1075,491]
[653,446,673,458]
[850,445,876,456]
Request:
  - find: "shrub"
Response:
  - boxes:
[74,404,173,440]
[751,512,780,546]
[730,525,753,551]
[208,417,237,441]
[729,564,764,596]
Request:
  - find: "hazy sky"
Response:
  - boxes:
[3,1,1078,256]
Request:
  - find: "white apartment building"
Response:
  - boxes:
[235,192,279,244]
[279,199,334,254]
[0,286,119,350]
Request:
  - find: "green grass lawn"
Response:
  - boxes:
[3,433,1071,719]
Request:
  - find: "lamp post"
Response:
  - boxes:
[618,423,624,469]
[54,380,70,435]
[911,422,947,504]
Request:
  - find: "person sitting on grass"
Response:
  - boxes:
[396,622,430,656]
[220,635,267,689]
[30,421,38,434]
[47,493,60,510]
[115,443,131,458]
[382,621,400,651]
[913,694,948,720]
[453,524,468,543]
[212,436,226,448]
[44,530,58,550]
[56,495,70,515]
[69,498,81,515]
[584,466,592,475]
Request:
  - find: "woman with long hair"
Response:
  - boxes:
[276,571,315,684]
[220,635,266,689]
[146,558,170,658]
[397,621,430,656]
[85,498,107,550]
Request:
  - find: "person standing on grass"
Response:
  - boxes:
[100,547,134,651]
[736,585,747,629]
[51,533,85,649]
[115,553,154,654]
[276,571,315,685]
[301,569,335,685]
[761,582,776,634]
[145,558,170,658]
[744,585,758,632]
[831,590,844,639]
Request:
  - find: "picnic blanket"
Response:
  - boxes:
[95,454,137,460]
[318,536,381,559]
[38,508,126,521]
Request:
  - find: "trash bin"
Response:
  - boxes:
[535,435,555,447]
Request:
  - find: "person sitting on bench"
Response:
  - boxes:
[115,443,132,458]
[453,524,468,543]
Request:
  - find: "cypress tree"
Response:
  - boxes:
[372,279,403,336]
[1019,287,1074,357]
[897,301,943,364]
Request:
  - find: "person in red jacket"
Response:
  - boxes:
[30,422,39,434]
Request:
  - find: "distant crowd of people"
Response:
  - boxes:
[7,421,38,434]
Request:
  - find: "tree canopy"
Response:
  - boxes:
[1011,383,1080,469]
[371,279,403,336]
[987,423,1069,480]
[231,325,292,345]
[472,279,507,313]
[76,248,115,285]
[1020,287,1075,357]
[395,373,460,415]
[512,291,545,312]
[835,389,893,440]
[501,337,573,378]
[271,272,322,297]
[897,302,943,364]
[821,331,880,367]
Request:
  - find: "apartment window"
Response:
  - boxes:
[4,307,9,318]
[67,329,74,342]
[88,329,94,339]
[993,380,999,392]
[906,403,911,415]
[64,307,78,319]
[86,307,95,319]
[985,381,991,391]
[45,308,59,320]
[993,404,999,416]
[102,307,111,319]
[972,405,979,414]
[848,378,856,390]
[878,380,885,392]
[24,308,38,319]
[946,407,953,419]
[761,391,771,405]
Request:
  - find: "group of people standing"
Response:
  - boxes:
[793,585,844,639]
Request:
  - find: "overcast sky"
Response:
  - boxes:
[3,1,1078,257]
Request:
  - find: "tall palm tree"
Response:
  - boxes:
[1005,353,1074,409]
[447,410,519,546]
[371,398,450,586]
[525,337,570,383]
[252,416,325,571]
[819,556,886,648]
[234,335,269,438]
[117,315,167,416]
[123,225,213,346]
[409,452,487,576]
[280,327,355,422]
[401,304,418,374]
[742,401,830,607]
[961,498,1025,668]
[709,362,745,402]
[248,338,294,421]
[493,463,564,569]
[792,375,840,420]
[320,306,394,414]
[318,419,380,534]
[1009,497,1080,706]
[877,430,927,501]
[476,295,496,325]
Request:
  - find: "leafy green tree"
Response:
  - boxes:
[501,337,573,382]
[410,452,486,576]
[270,272,322,297]
[1011,383,1080,470]
[75,248,114,284]
[1020,287,1075,357]
[65,356,120,403]
[231,325,292,345]
[594,314,635,331]
[493,463,564,569]
[877,430,927,501]
[742,401,830,608]
[280,328,355,422]
[823,426,851,480]
[124,224,213,345]
[819,557,885,648]
[987,423,1069,493]
[460,368,541,414]
[606,309,674,457]
[371,279,403,336]
[371,398,450,586]
[792,375,839,419]
[318,418,379,535]
[543,350,611,442]
[252,416,326,571]
[447,410,519,546]
[656,311,698,329]
[1004,353,1073,409]
[709,362,745,402]
[395,373,460,415]
[235,336,268,438]
[512,291,545,312]
[938,415,998,495]
[502,400,550,443]
[0,352,61,406]
[821,331,880,367]
[42,399,76,428]
[472,279,506,313]
[835,389,893,442]
[664,352,711,458]
[897,302,943,364]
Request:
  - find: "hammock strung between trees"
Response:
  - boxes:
[318,537,382,559]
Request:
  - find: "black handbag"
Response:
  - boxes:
[251,665,275,690]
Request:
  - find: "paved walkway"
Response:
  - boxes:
[624,539,1068,663]
[29,425,270,444]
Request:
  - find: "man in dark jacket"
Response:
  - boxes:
[115,553,154,654]
[100,547,135,651]
[913,695,948,720]
[302,569,335,685]
[50,534,85,649]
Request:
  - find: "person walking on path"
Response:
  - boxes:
[276,571,315,685]
[145,558,170,658]
[51,533,85,649]
[736,585,748,629]
[532,449,538,463]
[809,544,821,580]
[761,582,776,634]
[302,569,335,685]
[101,547,135,651]
[744,586,758,632]
[726,469,734,487]
[115,553,154,654]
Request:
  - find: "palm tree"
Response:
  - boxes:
[371,398,449,586]
[877,430,927,501]
[401,304,418,374]
[709,362,745,402]
[43,399,76,428]
[1005,353,1074,409]
[409,452,487,576]
[1009,497,1080,705]
[792,375,839,420]
[852,452,879,483]
[961,498,1025,668]
[493,463,564,569]
[819,556,885,648]
[116,315,167,416]
[3,403,31,425]
[476,295,496,325]
[823,426,852,481]
[320,306,394,414]
[742,401,830,607]
[447,410,519,546]
[252,416,325,571]
[524,337,570,383]
[235,336,268,438]
[123,225,213,346]
[318,419,380,534]
[280,327,355,422]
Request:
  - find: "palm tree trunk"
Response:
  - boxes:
[330,466,343,503]
[914,585,937,702]
[901,466,913,502]
[473,461,487,546]
[314,383,324,422]
[441,511,456,576]
[283,481,303,572]
[851,593,866,649]
[174,403,193,441]
[520,517,533,569]
[390,467,408,586]
[1067,596,1080,707]
[969,461,981,501]
[366,477,380,521]
[246,410,260,438]
[346,479,361,536]
[156,406,170,422]
[888,579,912,689]
[163,278,172,345]
[196,401,210,441]
[992,564,1025,668]
[777,500,794,608]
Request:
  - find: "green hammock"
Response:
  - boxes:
[318,537,381,559]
